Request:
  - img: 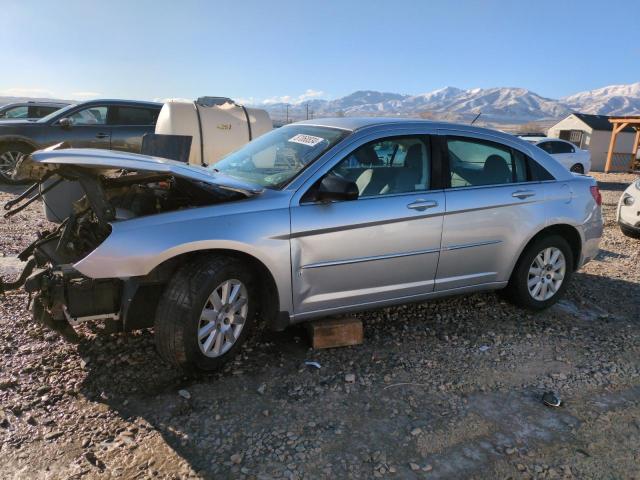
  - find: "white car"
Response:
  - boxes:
[617,178,640,238]
[519,136,591,174]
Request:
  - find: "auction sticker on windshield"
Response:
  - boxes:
[288,134,325,147]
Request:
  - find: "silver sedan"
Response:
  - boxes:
[5,118,603,371]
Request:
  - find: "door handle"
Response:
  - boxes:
[407,199,438,211]
[512,190,535,199]
[95,132,109,139]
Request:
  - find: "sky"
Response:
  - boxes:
[1,0,638,104]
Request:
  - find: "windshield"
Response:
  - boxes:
[211,125,350,188]
[37,103,77,123]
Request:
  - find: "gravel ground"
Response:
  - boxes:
[0,172,639,479]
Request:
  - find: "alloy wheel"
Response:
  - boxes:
[197,279,248,358]
[0,150,26,178]
[527,247,566,301]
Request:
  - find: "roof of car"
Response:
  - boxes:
[1,101,70,108]
[294,117,435,131]
[293,116,528,145]
[75,99,162,108]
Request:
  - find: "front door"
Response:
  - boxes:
[290,134,445,317]
[52,105,111,149]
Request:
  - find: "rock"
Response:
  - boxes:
[44,431,63,441]
[230,453,243,464]
[345,374,356,383]
[410,463,420,471]
[178,389,191,400]
[257,384,266,395]
[422,464,433,472]
[410,427,422,436]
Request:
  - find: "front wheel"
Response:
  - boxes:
[154,255,257,371]
[0,143,34,184]
[620,223,640,239]
[504,235,573,310]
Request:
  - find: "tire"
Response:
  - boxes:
[504,235,573,310]
[569,163,584,174]
[154,254,257,371]
[620,223,640,239]
[0,142,33,184]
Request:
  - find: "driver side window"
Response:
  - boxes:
[67,106,108,125]
[330,136,431,198]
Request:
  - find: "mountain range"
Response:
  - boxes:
[263,82,640,125]
[2,82,639,126]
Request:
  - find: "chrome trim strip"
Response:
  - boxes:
[301,247,440,269]
[442,239,502,251]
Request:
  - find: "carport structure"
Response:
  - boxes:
[604,116,640,172]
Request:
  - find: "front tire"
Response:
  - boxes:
[0,143,33,184]
[154,255,257,371]
[620,223,640,239]
[504,235,573,310]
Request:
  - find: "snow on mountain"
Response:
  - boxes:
[262,82,640,124]
[562,82,640,115]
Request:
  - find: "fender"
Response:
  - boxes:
[0,135,40,150]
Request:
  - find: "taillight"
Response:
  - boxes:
[590,185,602,206]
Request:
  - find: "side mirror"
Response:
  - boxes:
[59,117,73,128]
[315,174,359,203]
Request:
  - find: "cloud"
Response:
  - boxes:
[262,89,325,105]
[0,87,56,98]
[71,91,102,99]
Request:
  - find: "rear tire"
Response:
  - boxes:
[569,163,584,174]
[504,235,573,310]
[0,143,33,184]
[620,223,640,239]
[154,255,257,371]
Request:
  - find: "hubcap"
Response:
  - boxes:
[197,279,248,358]
[0,150,26,177]
[527,247,566,301]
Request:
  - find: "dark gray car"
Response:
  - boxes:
[0,99,161,183]
[0,101,69,121]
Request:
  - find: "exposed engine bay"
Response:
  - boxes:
[1,147,249,340]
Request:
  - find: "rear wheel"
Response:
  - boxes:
[154,255,257,371]
[504,235,573,310]
[0,143,33,184]
[569,163,584,174]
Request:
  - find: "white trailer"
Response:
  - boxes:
[155,97,272,166]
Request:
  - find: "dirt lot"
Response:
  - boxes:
[0,172,639,479]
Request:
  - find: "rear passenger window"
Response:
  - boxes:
[114,107,159,126]
[528,157,554,181]
[331,136,431,197]
[447,137,526,187]
[552,141,574,154]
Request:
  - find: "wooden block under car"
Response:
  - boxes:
[307,317,363,349]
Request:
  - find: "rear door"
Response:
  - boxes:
[436,130,551,291]
[109,105,160,153]
[290,133,445,317]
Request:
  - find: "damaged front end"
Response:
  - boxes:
[1,145,258,340]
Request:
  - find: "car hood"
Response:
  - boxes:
[31,148,265,196]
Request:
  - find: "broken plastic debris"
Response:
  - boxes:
[479,345,490,352]
[542,391,562,407]
[304,361,321,369]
